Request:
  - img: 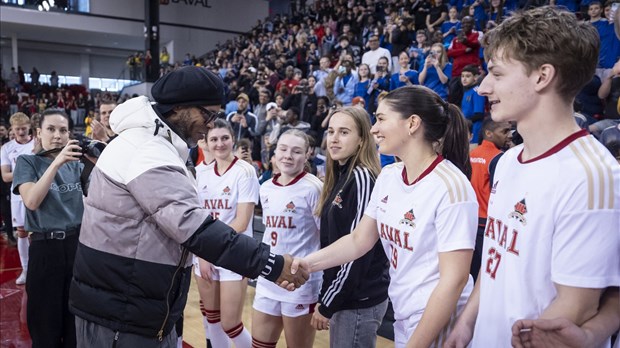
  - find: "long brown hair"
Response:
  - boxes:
[316,106,381,214]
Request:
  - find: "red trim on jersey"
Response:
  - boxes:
[272,171,307,186]
[401,155,444,186]
[517,129,588,164]
[214,156,239,176]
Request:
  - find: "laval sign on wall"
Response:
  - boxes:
[160,0,212,7]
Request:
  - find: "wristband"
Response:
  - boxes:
[261,252,284,282]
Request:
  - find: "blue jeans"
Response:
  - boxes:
[329,299,389,348]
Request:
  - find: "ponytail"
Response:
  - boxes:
[441,103,472,179]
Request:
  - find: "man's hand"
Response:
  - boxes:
[276,254,309,291]
[311,306,330,330]
[511,318,588,348]
[91,120,109,142]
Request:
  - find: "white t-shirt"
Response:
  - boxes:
[472,131,620,347]
[1,138,34,202]
[195,157,259,236]
[256,172,323,303]
[364,157,477,322]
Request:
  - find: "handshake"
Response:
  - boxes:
[275,254,311,291]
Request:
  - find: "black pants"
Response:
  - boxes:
[470,223,486,282]
[26,234,78,348]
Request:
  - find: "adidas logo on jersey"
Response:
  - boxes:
[295,304,305,310]
[491,181,498,194]
[332,192,343,208]
[381,195,388,203]
[399,209,416,228]
[222,186,231,196]
[284,201,297,213]
[508,198,528,226]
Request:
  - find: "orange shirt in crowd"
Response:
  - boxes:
[469,140,502,223]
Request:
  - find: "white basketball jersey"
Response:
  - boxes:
[256,172,323,303]
[0,139,34,202]
[472,131,620,347]
[364,157,477,322]
[195,157,259,236]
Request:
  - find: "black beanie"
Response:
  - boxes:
[151,66,225,115]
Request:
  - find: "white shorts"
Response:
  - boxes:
[11,200,25,227]
[393,308,459,348]
[192,255,243,282]
[252,292,316,318]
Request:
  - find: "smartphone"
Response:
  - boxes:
[611,2,619,20]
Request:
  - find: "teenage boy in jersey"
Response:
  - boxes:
[445,7,620,347]
[460,65,486,144]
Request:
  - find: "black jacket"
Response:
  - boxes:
[318,162,389,318]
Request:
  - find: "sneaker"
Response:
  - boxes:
[15,270,27,285]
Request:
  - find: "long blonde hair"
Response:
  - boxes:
[316,106,381,214]
[431,43,449,69]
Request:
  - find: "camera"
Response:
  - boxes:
[74,134,106,158]
[376,66,384,73]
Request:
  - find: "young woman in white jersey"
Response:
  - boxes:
[312,106,390,348]
[252,129,323,348]
[194,119,260,348]
[286,86,479,347]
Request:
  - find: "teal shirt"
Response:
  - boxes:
[12,154,84,233]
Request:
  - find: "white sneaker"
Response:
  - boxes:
[15,270,27,285]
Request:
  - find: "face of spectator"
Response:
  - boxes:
[276,94,284,106]
[284,109,298,124]
[449,7,458,19]
[320,58,331,70]
[12,121,31,144]
[359,64,370,78]
[206,126,234,161]
[377,58,389,72]
[294,71,303,80]
[275,133,308,177]
[340,38,349,48]
[308,76,316,88]
[285,66,294,78]
[399,52,410,68]
[259,93,270,105]
[38,114,69,151]
[462,17,474,33]
[0,125,7,138]
[99,104,117,128]
[237,98,248,112]
[368,36,380,50]
[489,122,513,150]
[461,71,477,87]
[589,4,602,18]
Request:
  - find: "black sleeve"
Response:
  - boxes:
[182,216,284,282]
[488,152,504,186]
[318,167,375,318]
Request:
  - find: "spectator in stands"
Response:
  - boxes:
[419,43,452,100]
[269,107,311,144]
[333,59,359,106]
[447,16,481,103]
[30,67,40,86]
[362,34,393,74]
[468,119,512,280]
[313,57,332,98]
[283,78,318,126]
[389,18,415,73]
[427,0,449,32]
[410,30,432,71]
[91,100,117,143]
[226,93,259,142]
[391,51,419,90]
[442,6,462,47]
[9,68,19,91]
[588,1,619,81]
[460,64,486,144]
[276,65,299,97]
[50,71,59,88]
[354,63,376,114]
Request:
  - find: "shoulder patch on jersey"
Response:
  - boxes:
[399,209,416,228]
[381,195,388,204]
[222,186,231,196]
[508,198,528,226]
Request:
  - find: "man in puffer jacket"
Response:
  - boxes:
[69,66,308,347]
